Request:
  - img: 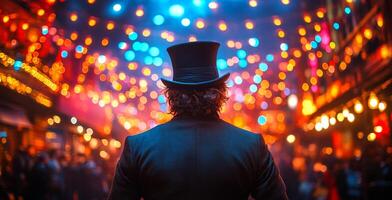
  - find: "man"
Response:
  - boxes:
[109,41,287,200]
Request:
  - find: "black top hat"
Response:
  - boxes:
[161,41,230,88]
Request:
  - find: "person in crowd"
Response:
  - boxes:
[11,145,35,199]
[26,152,51,200]
[109,41,287,199]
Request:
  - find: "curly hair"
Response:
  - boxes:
[164,83,228,117]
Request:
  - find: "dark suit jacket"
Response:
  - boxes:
[108,115,287,200]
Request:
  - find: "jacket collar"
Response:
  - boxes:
[170,113,220,122]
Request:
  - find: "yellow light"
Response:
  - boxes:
[298,27,306,36]
[3,16,10,23]
[314,24,321,32]
[273,17,282,26]
[53,115,61,124]
[124,121,131,130]
[316,10,324,18]
[329,42,336,49]
[364,28,373,40]
[249,0,258,7]
[70,13,78,22]
[22,23,29,30]
[135,8,144,17]
[77,125,84,133]
[374,126,383,133]
[99,150,109,159]
[367,132,376,142]
[337,113,344,122]
[88,18,97,27]
[281,0,290,5]
[87,0,95,4]
[378,101,387,112]
[48,118,54,125]
[377,15,384,27]
[245,21,254,29]
[347,113,355,123]
[368,92,379,109]
[315,122,322,132]
[286,134,296,143]
[218,21,227,31]
[208,1,218,10]
[277,30,285,38]
[185,35,196,42]
[353,101,363,113]
[329,117,336,125]
[101,38,109,46]
[83,134,92,142]
[128,62,138,70]
[37,9,45,16]
[70,32,78,40]
[84,37,92,46]
[142,29,151,37]
[106,21,115,30]
[303,15,312,23]
[196,20,205,29]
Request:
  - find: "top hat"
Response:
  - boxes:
[161,41,230,88]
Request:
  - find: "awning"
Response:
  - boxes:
[0,102,32,128]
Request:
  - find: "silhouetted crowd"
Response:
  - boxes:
[2,143,392,200]
[0,146,111,200]
[276,143,392,200]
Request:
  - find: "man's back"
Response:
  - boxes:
[109,116,287,200]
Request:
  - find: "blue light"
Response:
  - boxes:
[132,42,141,51]
[237,49,247,59]
[193,0,203,6]
[260,102,268,110]
[128,32,138,40]
[248,38,260,47]
[14,60,22,71]
[266,54,274,62]
[280,43,288,51]
[234,76,243,85]
[113,3,122,12]
[118,42,127,50]
[227,79,234,87]
[158,95,166,103]
[124,50,135,61]
[153,57,163,66]
[140,43,149,52]
[149,47,160,56]
[42,27,48,35]
[75,45,84,53]
[144,56,153,65]
[249,84,258,93]
[159,104,167,112]
[284,88,291,96]
[97,55,106,64]
[217,59,227,70]
[169,4,184,17]
[259,62,268,72]
[257,115,267,125]
[310,41,318,49]
[61,50,68,58]
[181,18,191,27]
[314,35,322,43]
[239,60,248,68]
[344,7,351,14]
[333,22,340,30]
[253,74,262,84]
[153,15,165,25]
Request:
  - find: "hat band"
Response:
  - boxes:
[173,65,218,83]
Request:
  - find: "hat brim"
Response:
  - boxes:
[161,72,230,89]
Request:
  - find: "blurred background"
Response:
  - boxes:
[0,0,391,199]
